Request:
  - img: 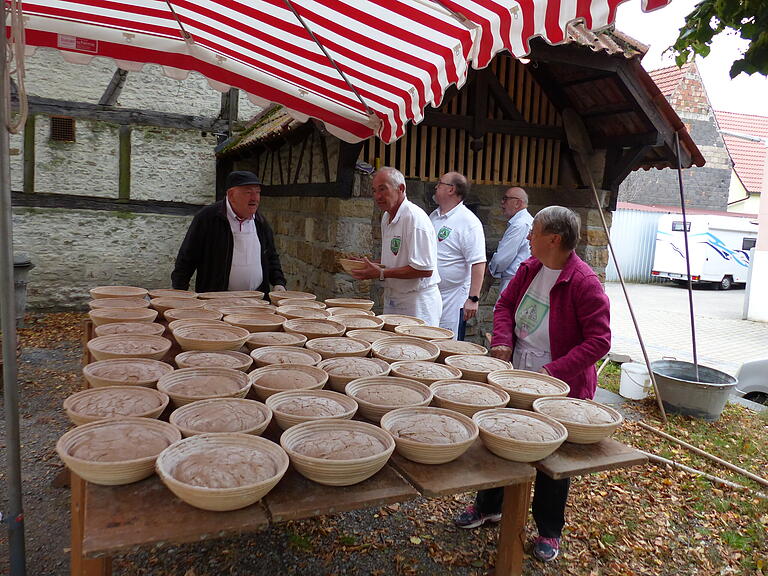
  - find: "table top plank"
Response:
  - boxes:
[264,465,418,523]
[535,438,647,480]
[83,475,269,557]
[390,440,535,497]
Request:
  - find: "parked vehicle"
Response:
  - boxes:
[734,358,768,406]
[651,214,758,290]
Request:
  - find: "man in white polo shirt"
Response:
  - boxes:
[350,167,442,326]
[429,172,486,339]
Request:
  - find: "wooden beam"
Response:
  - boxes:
[336,141,364,197]
[11,191,203,215]
[580,102,639,118]
[604,145,651,192]
[529,41,620,73]
[593,131,663,148]
[118,126,131,201]
[27,96,227,132]
[98,69,129,107]
[22,115,35,194]
[422,111,564,140]
[484,70,525,122]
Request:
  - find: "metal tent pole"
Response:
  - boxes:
[674,131,700,382]
[1,2,28,573]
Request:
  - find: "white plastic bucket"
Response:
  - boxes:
[619,362,651,400]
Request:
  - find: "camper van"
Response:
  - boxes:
[651,214,758,290]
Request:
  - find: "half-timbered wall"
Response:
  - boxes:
[362,56,562,187]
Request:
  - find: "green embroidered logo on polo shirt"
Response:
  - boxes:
[437,226,452,242]
[390,236,401,255]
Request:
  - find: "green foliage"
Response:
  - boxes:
[672,0,768,77]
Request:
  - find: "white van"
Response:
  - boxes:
[651,214,758,290]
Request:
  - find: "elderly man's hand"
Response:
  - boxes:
[349,258,382,281]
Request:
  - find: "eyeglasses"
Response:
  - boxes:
[435,181,454,189]
[501,196,521,203]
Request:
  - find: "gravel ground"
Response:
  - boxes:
[0,314,545,576]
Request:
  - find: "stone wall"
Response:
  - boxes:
[260,176,611,345]
[12,207,194,310]
[618,64,731,211]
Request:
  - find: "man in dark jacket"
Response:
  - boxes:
[171,171,286,295]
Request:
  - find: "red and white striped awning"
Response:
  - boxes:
[9,0,672,143]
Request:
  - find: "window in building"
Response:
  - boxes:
[742,237,757,251]
[50,116,76,142]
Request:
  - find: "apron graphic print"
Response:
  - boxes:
[437,226,452,242]
[390,236,401,255]
[516,294,548,339]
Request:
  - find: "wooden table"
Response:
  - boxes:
[70,437,645,576]
[74,320,647,575]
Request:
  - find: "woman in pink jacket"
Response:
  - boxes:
[455,206,611,563]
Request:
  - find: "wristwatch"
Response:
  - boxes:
[467,295,479,303]
[379,268,385,281]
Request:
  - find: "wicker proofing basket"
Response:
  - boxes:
[326,307,374,317]
[280,419,395,486]
[174,350,253,372]
[150,297,206,318]
[63,386,170,426]
[164,308,223,322]
[345,329,396,344]
[370,336,440,363]
[56,417,181,485]
[87,334,172,361]
[156,433,289,511]
[94,322,165,337]
[380,406,478,464]
[429,379,510,417]
[268,290,317,305]
[487,369,570,409]
[531,397,624,444]
[169,398,272,437]
[172,324,251,352]
[248,364,328,400]
[82,358,174,388]
[473,408,568,462]
[393,325,454,341]
[249,346,323,368]
[376,314,426,332]
[246,332,307,350]
[88,308,158,327]
[335,315,385,331]
[196,290,264,300]
[276,306,331,320]
[283,318,346,339]
[430,340,488,363]
[148,289,198,299]
[90,286,148,299]
[223,313,287,332]
[266,389,358,429]
[167,319,229,333]
[316,357,391,393]
[88,297,150,310]
[157,367,250,407]
[389,361,463,385]
[323,297,375,311]
[344,376,433,422]
[443,354,513,382]
[305,337,371,359]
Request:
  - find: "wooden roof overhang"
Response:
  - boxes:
[525,33,705,198]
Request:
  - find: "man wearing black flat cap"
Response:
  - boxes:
[171,171,286,295]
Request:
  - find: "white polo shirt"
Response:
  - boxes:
[381,197,440,297]
[429,201,486,291]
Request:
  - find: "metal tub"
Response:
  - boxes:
[650,360,738,421]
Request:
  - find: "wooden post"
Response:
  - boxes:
[118,126,131,201]
[495,481,532,576]
[23,115,35,193]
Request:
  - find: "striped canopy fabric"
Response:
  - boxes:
[10,0,672,143]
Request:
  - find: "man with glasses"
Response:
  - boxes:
[487,187,533,294]
[429,172,486,339]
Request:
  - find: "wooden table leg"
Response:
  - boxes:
[494,481,533,576]
[71,473,112,576]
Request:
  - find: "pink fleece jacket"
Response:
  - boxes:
[490,252,611,400]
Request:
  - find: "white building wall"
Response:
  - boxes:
[130,128,217,204]
[9,131,23,190]
[33,116,120,197]
[12,207,193,309]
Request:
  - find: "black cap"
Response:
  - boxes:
[225,171,262,190]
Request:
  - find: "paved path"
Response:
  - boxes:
[606,282,768,376]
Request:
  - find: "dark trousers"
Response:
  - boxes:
[475,471,570,539]
[457,308,466,341]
